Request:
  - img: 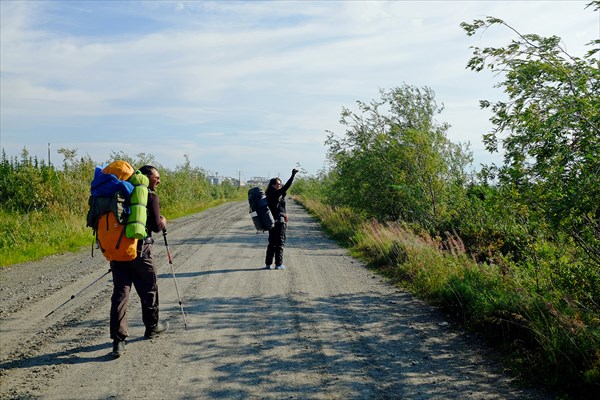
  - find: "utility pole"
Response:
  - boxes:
[48,143,51,165]
[238,171,242,188]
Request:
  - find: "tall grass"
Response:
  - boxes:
[0,208,91,266]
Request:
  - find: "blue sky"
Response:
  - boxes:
[1,1,598,181]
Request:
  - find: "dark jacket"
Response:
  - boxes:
[265,174,295,221]
[146,191,165,236]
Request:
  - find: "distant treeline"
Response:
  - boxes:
[0,148,245,265]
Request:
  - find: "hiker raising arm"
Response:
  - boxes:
[264,168,299,270]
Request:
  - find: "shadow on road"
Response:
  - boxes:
[165,291,539,399]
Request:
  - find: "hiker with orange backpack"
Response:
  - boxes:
[108,164,168,357]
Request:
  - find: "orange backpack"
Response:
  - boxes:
[96,210,139,261]
[87,160,139,262]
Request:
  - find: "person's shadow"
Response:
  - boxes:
[0,337,149,371]
[157,266,267,279]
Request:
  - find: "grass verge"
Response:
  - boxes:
[0,208,91,266]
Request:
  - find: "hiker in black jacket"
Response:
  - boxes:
[264,168,298,270]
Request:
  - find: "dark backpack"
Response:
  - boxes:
[86,192,129,228]
[248,186,274,231]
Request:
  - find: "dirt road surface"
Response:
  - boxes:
[0,201,551,399]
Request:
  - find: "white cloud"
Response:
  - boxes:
[1,0,597,178]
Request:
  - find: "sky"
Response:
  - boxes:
[1,0,598,181]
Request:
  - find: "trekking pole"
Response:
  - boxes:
[45,268,111,318]
[163,228,188,330]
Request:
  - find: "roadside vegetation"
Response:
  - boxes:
[0,149,245,266]
[1,5,597,399]
[293,9,599,399]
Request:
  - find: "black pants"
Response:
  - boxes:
[109,241,159,341]
[265,221,287,266]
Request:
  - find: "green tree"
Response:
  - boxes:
[107,151,160,170]
[461,2,600,267]
[57,147,78,169]
[325,85,472,228]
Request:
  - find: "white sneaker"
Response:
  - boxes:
[275,265,286,270]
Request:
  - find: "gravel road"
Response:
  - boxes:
[0,200,552,399]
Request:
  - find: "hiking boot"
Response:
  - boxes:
[112,340,125,357]
[275,265,286,270]
[144,321,169,339]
